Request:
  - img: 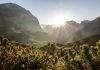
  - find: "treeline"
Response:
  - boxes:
[0,35,100,70]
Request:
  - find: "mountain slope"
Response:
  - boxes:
[73,17,100,41]
[43,17,100,44]
[0,3,44,43]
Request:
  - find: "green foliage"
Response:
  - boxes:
[0,35,100,70]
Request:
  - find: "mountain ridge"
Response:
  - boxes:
[0,3,45,43]
[43,17,100,43]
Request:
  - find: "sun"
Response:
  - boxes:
[52,13,70,27]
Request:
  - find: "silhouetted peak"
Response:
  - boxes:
[64,20,79,27]
[92,17,100,23]
[81,20,90,26]
[0,3,29,17]
[0,3,23,9]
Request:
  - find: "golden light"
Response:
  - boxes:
[52,13,70,27]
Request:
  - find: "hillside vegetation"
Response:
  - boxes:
[0,35,100,70]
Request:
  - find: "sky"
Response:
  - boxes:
[0,0,100,25]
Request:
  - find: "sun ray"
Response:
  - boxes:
[51,13,71,27]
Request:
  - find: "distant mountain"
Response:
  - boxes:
[74,17,100,41]
[55,20,81,43]
[0,3,45,43]
[43,20,82,43]
[43,17,100,44]
[1,3,100,44]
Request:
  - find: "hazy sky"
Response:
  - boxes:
[0,0,100,25]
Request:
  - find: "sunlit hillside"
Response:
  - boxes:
[0,35,100,70]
